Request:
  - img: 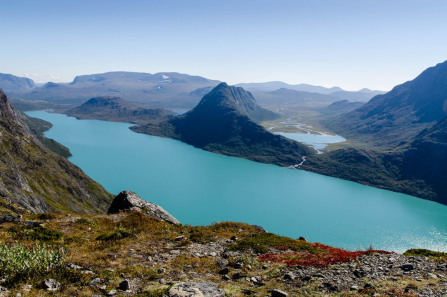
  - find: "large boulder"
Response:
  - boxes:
[108,191,180,224]
[168,281,225,297]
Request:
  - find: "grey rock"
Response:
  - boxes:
[159,278,166,284]
[234,262,242,269]
[218,259,229,267]
[0,214,20,224]
[43,279,60,291]
[271,289,288,297]
[158,268,166,274]
[65,262,83,270]
[108,191,180,224]
[252,225,267,233]
[107,289,117,296]
[283,272,295,280]
[89,278,103,287]
[168,281,225,297]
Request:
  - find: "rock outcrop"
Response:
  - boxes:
[168,281,225,297]
[108,191,180,224]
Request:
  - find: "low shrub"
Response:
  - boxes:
[230,232,320,254]
[0,243,66,283]
[404,248,447,260]
[24,227,64,242]
[96,227,132,241]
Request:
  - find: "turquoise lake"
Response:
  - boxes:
[27,111,447,253]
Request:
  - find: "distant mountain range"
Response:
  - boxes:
[6,71,220,108]
[1,72,384,110]
[0,89,112,213]
[0,73,35,91]
[132,83,313,166]
[236,81,384,102]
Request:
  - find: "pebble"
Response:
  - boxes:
[118,279,129,291]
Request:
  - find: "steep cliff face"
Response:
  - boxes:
[329,60,447,147]
[0,89,113,213]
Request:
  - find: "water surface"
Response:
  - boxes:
[27,111,447,253]
[276,131,346,151]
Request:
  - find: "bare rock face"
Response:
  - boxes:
[108,191,180,224]
[168,281,225,297]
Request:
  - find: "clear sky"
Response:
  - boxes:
[1,0,447,91]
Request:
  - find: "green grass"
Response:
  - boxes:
[96,227,132,241]
[230,232,321,254]
[0,243,66,283]
[404,249,447,260]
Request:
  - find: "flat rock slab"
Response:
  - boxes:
[168,281,225,297]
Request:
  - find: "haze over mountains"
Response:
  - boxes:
[1,71,383,110]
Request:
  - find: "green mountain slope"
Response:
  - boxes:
[0,89,113,213]
[328,60,447,147]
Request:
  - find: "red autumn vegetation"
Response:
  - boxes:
[258,242,391,267]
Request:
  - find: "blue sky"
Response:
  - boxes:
[1,0,447,90]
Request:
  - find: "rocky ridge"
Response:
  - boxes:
[0,89,113,213]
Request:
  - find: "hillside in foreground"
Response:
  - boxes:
[1,203,446,297]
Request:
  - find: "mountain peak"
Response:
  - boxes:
[329,59,447,147]
[195,83,278,122]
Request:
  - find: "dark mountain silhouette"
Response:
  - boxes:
[65,96,171,124]
[133,83,313,167]
[401,116,447,201]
